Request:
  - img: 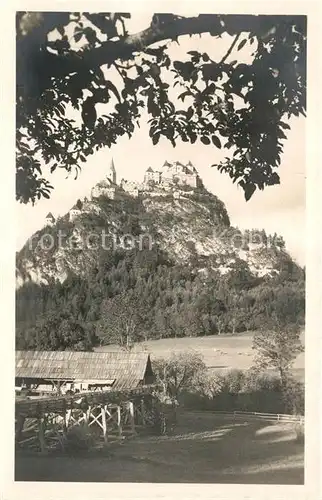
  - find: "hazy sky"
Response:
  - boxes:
[16,14,306,265]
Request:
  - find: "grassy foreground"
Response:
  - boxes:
[15,411,304,484]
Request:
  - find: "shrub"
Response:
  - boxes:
[61,425,95,454]
[294,422,305,443]
[152,351,207,399]
[282,377,305,415]
[180,366,296,414]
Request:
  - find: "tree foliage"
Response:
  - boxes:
[182,368,304,415]
[153,351,207,398]
[16,240,305,350]
[252,315,304,386]
[96,291,152,349]
[16,310,97,351]
[16,12,306,203]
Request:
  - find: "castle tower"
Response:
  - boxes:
[45,212,55,226]
[106,158,117,185]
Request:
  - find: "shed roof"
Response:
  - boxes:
[15,351,153,390]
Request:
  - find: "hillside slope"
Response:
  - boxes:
[16,187,296,288]
[16,178,305,350]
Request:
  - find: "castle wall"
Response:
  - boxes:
[91,185,116,200]
[144,171,161,184]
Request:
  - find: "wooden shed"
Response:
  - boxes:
[15,350,155,395]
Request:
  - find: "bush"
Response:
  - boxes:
[294,422,305,443]
[180,368,294,414]
[282,377,305,415]
[61,425,95,454]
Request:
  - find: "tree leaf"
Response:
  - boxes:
[201,136,211,145]
[186,107,194,120]
[279,121,291,130]
[212,135,222,148]
[152,133,160,145]
[74,31,83,43]
[105,81,121,102]
[243,183,256,201]
[237,39,247,51]
[178,91,190,102]
[189,132,197,143]
[83,27,97,45]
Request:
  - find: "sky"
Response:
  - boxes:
[16,13,306,265]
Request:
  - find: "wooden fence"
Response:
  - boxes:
[188,409,304,424]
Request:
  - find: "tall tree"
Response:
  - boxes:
[16,12,306,203]
[252,316,304,387]
[153,351,207,398]
[97,291,151,349]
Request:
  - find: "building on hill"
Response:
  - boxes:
[90,159,203,201]
[121,179,140,197]
[91,158,120,199]
[143,160,202,189]
[144,167,161,185]
[15,350,155,394]
[45,212,55,226]
[91,181,117,200]
[69,205,82,221]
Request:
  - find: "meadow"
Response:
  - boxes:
[96,331,305,381]
[16,332,305,483]
[15,411,304,483]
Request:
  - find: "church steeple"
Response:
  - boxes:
[106,158,117,184]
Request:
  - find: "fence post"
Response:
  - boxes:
[128,401,136,435]
[38,417,46,454]
[117,405,123,439]
[101,405,108,443]
[141,399,146,426]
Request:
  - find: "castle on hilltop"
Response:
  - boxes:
[143,160,202,189]
[89,158,203,201]
[45,158,204,227]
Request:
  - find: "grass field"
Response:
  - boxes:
[96,331,305,381]
[15,411,304,484]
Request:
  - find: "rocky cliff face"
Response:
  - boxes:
[16,186,294,288]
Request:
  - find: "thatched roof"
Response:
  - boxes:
[15,351,154,390]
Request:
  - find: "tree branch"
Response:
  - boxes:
[219,33,240,64]
[21,15,236,82]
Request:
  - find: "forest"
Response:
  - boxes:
[16,239,305,351]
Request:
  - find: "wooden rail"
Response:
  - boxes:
[15,385,156,418]
[15,386,161,453]
[187,409,304,423]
